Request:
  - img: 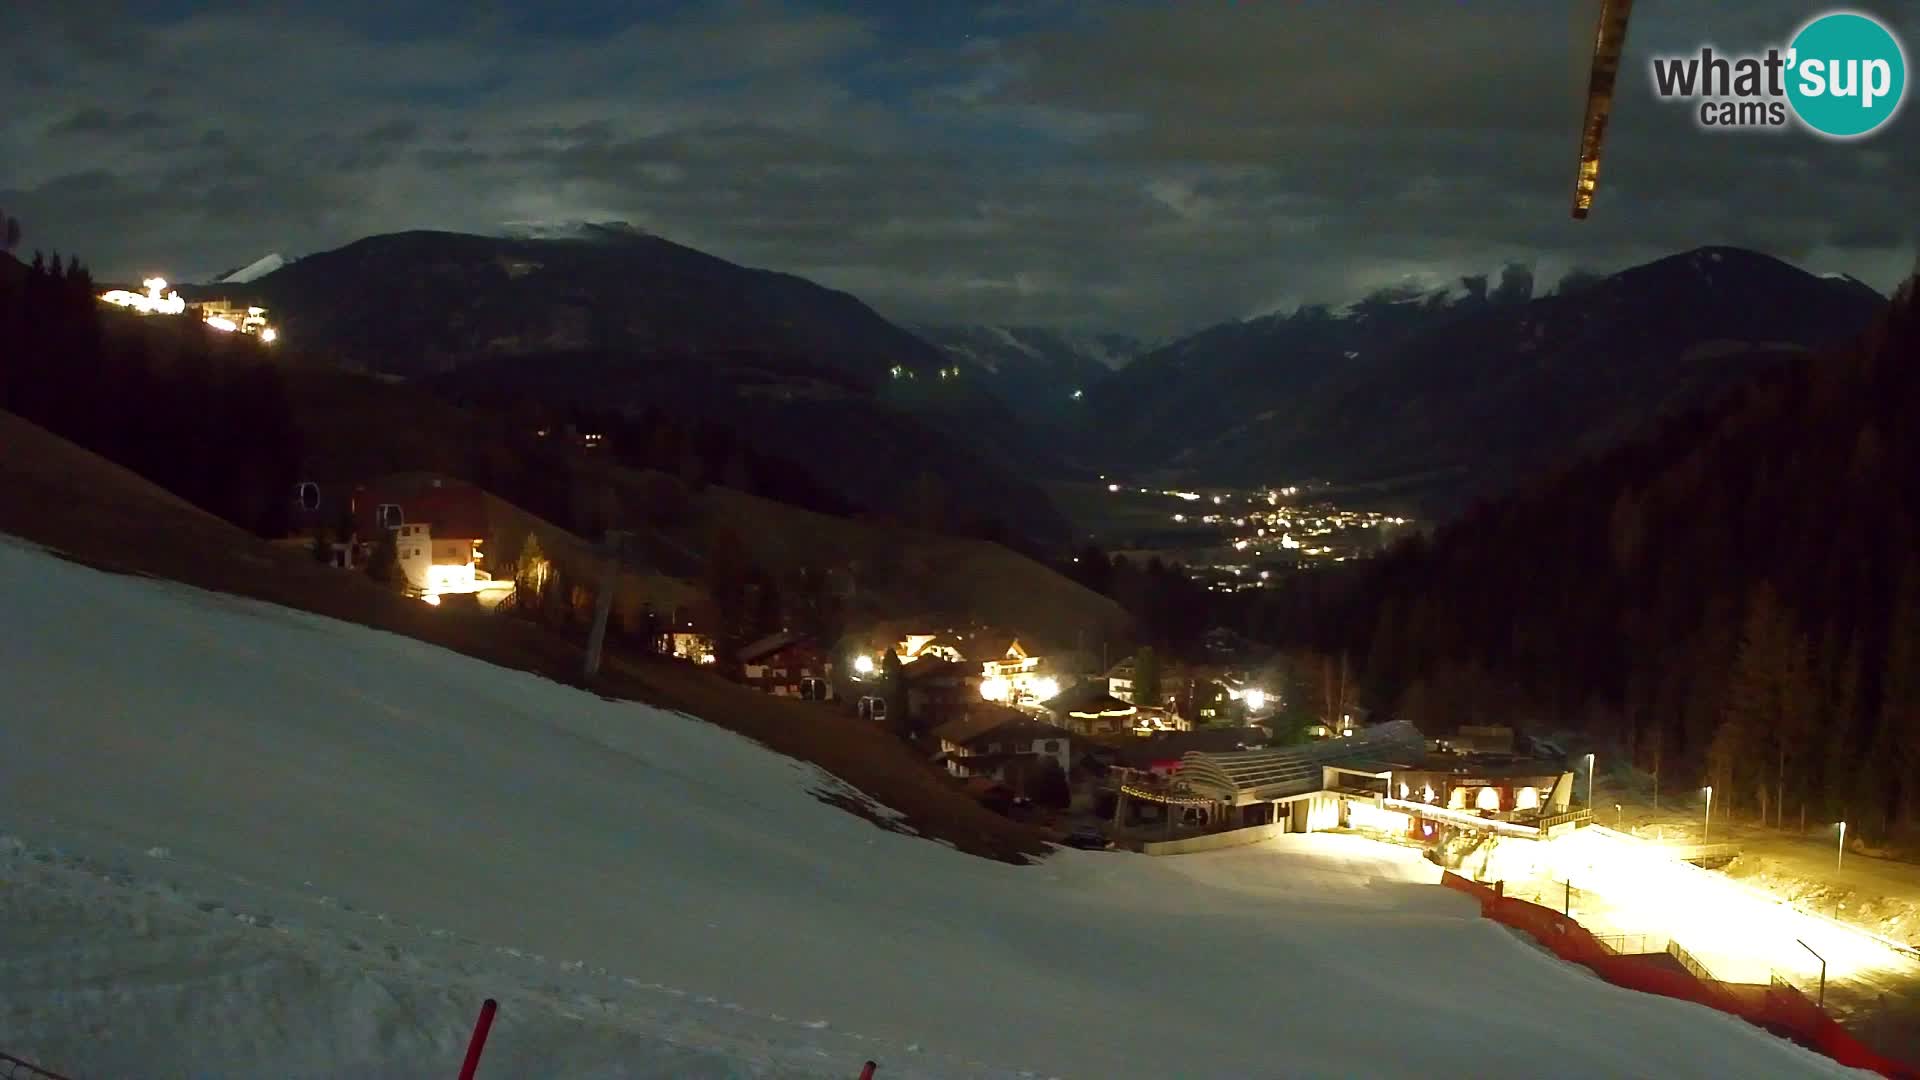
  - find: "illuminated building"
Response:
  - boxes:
[192,298,278,341]
[96,277,280,342]
[99,277,187,315]
[978,639,1072,707]
[349,476,504,606]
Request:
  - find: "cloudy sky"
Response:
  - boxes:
[3,0,1914,337]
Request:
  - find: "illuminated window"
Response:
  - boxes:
[1475,787,1502,812]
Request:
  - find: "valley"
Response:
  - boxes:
[1053,478,1419,591]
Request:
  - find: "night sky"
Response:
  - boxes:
[4,0,1914,336]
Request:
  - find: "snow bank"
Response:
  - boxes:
[0,537,1859,1078]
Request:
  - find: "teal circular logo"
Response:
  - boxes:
[1786,12,1907,138]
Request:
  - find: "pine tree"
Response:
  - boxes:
[366,527,399,586]
[1884,564,1920,824]
[543,563,572,626]
[1721,583,1814,824]
[881,648,910,734]
[513,532,548,615]
[1133,646,1162,708]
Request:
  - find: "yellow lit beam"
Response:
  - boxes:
[1572,0,1634,219]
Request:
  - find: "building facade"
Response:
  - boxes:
[739,632,835,700]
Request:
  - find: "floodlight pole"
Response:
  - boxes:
[1838,821,1847,872]
[1703,786,1713,844]
[1585,753,1596,809]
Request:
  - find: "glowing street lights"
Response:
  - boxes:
[1703,785,1713,843]
[1615,803,1623,829]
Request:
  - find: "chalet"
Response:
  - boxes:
[348,477,494,599]
[978,639,1084,707]
[902,656,982,735]
[1105,658,1137,703]
[931,709,1072,785]
[1039,682,1138,737]
[739,632,834,700]
[895,633,966,664]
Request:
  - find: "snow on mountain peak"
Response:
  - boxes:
[218,253,286,284]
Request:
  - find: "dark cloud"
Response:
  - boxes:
[47,107,174,137]
[1,1,1912,334]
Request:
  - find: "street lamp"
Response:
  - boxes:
[1585,753,1596,808]
[1615,803,1623,829]
[1703,786,1713,843]
[1837,821,1847,872]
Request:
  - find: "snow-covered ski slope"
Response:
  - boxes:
[0,537,1856,1078]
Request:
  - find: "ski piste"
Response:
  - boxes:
[452,997,881,1079]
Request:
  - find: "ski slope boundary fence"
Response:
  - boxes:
[1441,873,1918,1079]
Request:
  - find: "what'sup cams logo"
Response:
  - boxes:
[1650,10,1907,138]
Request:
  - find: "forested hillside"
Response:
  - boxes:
[1267,276,1920,838]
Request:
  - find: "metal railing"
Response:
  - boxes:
[1591,932,1671,957]
[1666,939,1719,983]
[1535,808,1594,831]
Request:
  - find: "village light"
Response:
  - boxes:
[260,327,277,343]
[1031,676,1060,702]
[980,676,1009,701]
[853,654,874,676]
[1243,689,1267,712]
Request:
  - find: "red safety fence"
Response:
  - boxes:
[1442,873,1918,1078]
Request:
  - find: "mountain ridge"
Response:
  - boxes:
[1090,246,1886,514]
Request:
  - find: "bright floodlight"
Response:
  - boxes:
[1243,689,1267,712]
[1031,677,1060,702]
[853,654,874,676]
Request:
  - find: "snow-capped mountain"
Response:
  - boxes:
[913,325,1144,376]
[497,220,652,242]
[1087,247,1886,514]
[216,253,287,284]
[909,324,1146,439]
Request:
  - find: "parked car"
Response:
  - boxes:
[1064,825,1112,850]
